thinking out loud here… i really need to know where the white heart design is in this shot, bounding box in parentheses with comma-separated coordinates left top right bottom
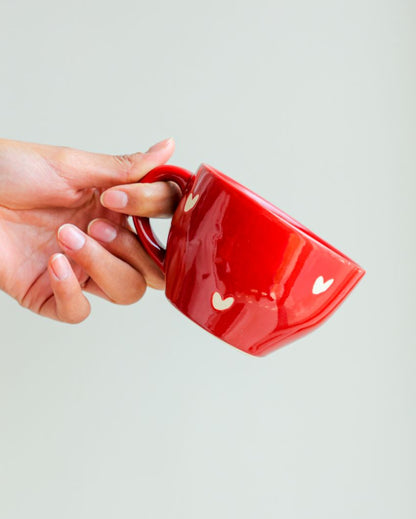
(184, 192, 199, 212)
(312, 276, 334, 295)
(212, 291, 234, 311)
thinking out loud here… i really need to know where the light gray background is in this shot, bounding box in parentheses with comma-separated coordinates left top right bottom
(0, 1, 415, 518)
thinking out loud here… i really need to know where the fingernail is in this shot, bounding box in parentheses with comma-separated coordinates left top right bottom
(147, 137, 173, 153)
(88, 219, 117, 243)
(51, 253, 71, 280)
(58, 224, 86, 251)
(101, 189, 128, 209)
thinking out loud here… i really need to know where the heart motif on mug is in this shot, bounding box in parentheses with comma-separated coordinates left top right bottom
(184, 192, 199, 212)
(212, 291, 235, 311)
(312, 276, 334, 295)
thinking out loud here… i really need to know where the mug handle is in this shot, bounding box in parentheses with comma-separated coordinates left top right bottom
(132, 164, 193, 272)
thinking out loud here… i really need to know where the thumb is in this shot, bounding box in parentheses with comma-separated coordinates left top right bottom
(56, 137, 175, 189)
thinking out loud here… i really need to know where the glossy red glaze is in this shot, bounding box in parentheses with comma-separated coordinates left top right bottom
(133, 164, 365, 356)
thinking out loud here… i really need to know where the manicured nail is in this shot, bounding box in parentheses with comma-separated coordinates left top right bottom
(147, 137, 173, 153)
(51, 253, 71, 280)
(58, 224, 86, 251)
(100, 189, 128, 209)
(88, 219, 117, 243)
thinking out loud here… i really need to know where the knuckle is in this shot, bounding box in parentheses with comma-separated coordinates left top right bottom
(64, 311, 90, 324)
(53, 145, 73, 167)
(112, 154, 134, 183)
(112, 152, 143, 183)
(115, 282, 146, 305)
(137, 184, 155, 212)
(140, 183, 154, 198)
(60, 303, 91, 324)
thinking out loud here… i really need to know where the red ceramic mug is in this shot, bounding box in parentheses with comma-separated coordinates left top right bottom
(133, 164, 365, 356)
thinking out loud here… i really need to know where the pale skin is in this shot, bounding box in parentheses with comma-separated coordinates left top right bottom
(0, 137, 181, 323)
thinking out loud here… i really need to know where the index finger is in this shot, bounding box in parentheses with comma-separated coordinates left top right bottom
(100, 181, 182, 218)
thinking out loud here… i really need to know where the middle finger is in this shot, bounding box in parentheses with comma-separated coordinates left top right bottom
(87, 217, 165, 289)
(57, 223, 147, 305)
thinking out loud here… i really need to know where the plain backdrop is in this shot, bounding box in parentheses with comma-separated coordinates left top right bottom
(0, 1, 415, 518)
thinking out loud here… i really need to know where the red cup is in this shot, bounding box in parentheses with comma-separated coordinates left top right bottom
(133, 164, 365, 356)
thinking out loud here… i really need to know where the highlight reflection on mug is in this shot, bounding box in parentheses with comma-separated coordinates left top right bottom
(133, 163, 365, 356)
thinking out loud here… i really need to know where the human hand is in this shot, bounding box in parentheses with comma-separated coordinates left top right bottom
(0, 137, 180, 322)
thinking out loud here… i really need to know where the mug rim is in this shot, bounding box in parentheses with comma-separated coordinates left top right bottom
(198, 163, 364, 272)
